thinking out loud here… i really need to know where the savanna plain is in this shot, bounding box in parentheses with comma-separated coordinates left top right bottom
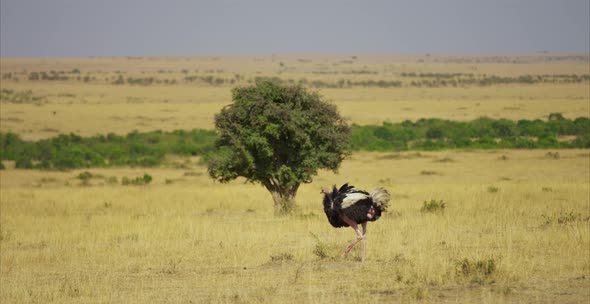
(1, 54, 589, 303)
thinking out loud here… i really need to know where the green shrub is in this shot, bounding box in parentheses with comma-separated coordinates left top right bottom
(421, 200, 446, 213)
(122, 173, 152, 186)
(426, 127, 444, 139)
(15, 157, 33, 169)
(78, 171, 93, 181)
(313, 240, 330, 259)
(310, 232, 331, 259)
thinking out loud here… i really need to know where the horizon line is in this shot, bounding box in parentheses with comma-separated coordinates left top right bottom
(2, 52, 590, 60)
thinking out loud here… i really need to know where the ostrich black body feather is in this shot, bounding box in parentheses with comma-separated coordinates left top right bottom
(322, 183, 385, 228)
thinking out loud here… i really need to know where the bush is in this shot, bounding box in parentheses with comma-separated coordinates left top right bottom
(456, 257, 498, 284)
(77, 171, 94, 185)
(491, 119, 515, 137)
(78, 171, 93, 181)
(310, 232, 335, 260)
(122, 173, 152, 186)
(421, 200, 446, 213)
(426, 127, 444, 139)
(15, 157, 33, 169)
(548, 112, 565, 121)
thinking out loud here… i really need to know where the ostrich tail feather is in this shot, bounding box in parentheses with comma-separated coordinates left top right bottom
(370, 187, 391, 211)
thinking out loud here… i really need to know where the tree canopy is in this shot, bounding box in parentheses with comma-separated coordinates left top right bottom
(207, 81, 350, 213)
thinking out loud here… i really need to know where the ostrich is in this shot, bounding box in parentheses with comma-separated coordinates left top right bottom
(321, 183, 391, 261)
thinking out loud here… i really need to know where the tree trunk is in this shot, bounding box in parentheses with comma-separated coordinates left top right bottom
(270, 189, 296, 215)
(262, 180, 300, 215)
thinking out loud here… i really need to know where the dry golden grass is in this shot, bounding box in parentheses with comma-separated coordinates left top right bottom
(1, 150, 589, 303)
(1, 55, 589, 140)
(1, 55, 589, 302)
(0, 84, 230, 139)
(2, 83, 589, 140)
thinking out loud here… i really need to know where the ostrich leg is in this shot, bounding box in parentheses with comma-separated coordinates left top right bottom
(361, 222, 368, 262)
(340, 213, 364, 255)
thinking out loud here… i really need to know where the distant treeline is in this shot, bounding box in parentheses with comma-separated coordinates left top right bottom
(4, 69, 589, 89)
(251, 76, 403, 89)
(402, 73, 590, 88)
(0, 129, 216, 170)
(1, 115, 588, 170)
(247, 75, 589, 89)
(350, 114, 590, 151)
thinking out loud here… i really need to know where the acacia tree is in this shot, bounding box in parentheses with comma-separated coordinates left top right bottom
(208, 81, 350, 214)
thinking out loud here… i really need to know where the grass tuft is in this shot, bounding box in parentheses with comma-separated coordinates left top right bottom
(269, 252, 294, 263)
(487, 186, 500, 193)
(421, 200, 446, 213)
(541, 210, 589, 226)
(456, 257, 499, 285)
(310, 232, 336, 260)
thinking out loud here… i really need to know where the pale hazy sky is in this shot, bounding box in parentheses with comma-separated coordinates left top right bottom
(1, 0, 589, 57)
